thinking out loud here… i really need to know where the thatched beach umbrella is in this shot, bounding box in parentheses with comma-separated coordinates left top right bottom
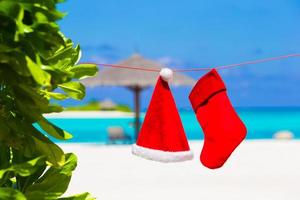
(83, 54, 196, 140)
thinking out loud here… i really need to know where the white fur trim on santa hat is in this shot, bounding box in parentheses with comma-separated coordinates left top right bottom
(159, 68, 173, 82)
(132, 144, 193, 163)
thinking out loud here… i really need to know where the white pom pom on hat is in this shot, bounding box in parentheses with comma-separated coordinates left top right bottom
(159, 68, 173, 82)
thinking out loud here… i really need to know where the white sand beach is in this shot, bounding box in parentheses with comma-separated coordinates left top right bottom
(62, 140, 300, 200)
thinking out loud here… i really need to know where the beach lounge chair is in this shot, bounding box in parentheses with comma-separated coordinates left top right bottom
(107, 126, 132, 144)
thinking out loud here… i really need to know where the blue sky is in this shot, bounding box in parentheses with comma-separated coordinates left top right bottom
(58, 0, 300, 109)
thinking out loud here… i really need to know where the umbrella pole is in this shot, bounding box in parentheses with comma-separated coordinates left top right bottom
(134, 87, 141, 140)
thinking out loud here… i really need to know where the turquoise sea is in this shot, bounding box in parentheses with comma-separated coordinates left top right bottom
(45, 108, 300, 143)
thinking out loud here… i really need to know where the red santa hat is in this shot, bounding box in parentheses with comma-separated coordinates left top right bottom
(132, 68, 193, 162)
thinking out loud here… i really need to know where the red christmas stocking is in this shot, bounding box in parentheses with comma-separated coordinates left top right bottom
(189, 69, 247, 169)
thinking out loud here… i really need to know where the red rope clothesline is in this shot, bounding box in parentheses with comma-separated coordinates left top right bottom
(82, 53, 300, 72)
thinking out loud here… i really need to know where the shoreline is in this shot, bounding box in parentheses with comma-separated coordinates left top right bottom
(44, 111, 137, 119)
(55, 138, 300, 145)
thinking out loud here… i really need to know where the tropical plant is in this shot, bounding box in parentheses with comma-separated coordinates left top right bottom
(0, 0, 97, 199)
